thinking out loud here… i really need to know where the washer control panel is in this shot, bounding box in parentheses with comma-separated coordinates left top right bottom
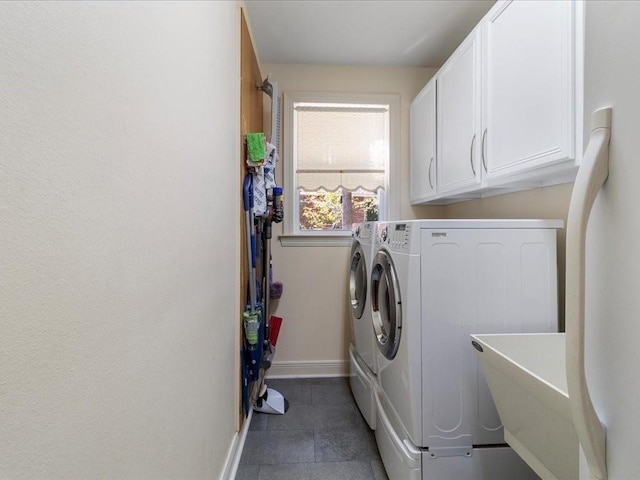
(379, 223, 411, 252)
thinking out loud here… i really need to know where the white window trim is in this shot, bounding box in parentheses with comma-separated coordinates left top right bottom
(280, 91, 400, 247)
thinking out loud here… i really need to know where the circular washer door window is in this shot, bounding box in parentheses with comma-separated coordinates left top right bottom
(349, 243, 367, 320)
(371, 249, 402, 360)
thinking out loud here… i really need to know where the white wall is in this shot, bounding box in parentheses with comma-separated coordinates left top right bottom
(581, 2, 640, 478)
(0, 2, 241, 479)
(259, 64, 440, 374)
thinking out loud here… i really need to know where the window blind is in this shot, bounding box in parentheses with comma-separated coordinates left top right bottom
(294, 104, 388, 192)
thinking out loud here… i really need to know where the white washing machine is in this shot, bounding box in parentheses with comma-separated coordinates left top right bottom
(348, 221, 377, 429)
(370, 219, 563, 480)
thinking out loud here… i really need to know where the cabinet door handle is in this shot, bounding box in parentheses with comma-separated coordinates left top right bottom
(470, 134, 476, 176)
(428, 157, 434, 189)
(481, 128, 488, 172)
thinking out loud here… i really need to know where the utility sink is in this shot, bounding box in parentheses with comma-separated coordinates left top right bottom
(471, 333, 578, 480)
(469, 108, 613, 480)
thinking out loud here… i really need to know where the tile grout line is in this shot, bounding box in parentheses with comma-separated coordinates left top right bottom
(240, 378, 385, 479)
(313, 428, 318, 463)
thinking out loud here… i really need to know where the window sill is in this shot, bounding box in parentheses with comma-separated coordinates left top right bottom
(278, 234, 353, 247)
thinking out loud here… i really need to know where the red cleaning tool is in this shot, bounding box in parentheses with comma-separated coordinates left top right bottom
(269, 316, 283, 346)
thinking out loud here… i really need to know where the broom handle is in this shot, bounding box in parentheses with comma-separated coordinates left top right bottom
(263, 217, 272, 342)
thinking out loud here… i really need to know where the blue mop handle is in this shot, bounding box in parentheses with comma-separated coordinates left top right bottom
(243, 174, 253, 213)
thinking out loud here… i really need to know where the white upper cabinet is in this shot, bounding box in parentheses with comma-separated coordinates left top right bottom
(410, 0, 583, 205)
(410, 78, 437, 203)
(481, 0, 577, 182)
(436, 29, 482, 196)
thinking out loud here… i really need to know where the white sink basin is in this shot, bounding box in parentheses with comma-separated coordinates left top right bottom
(471, 333, 578, 480)
(470, 109, 613, 480)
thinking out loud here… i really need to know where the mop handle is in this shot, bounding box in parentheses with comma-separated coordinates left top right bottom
(243, 174, 257, 310)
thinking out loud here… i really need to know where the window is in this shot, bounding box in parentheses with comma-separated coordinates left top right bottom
(282, 92, 399, 246)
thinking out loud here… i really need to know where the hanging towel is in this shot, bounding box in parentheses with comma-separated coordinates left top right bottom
(246, 133, 266, 165)
(264, 142, 279, 189)
(253, 167, 267, 216)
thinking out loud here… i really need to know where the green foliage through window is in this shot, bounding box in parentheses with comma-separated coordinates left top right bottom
(299, 188, 379, 231)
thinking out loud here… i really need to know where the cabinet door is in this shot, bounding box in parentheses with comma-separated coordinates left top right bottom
(482, 0, 576, 179)
(437, 29, 482, 195)
(410, 78, 436, 203)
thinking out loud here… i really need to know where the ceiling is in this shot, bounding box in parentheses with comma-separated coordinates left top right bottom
(243, 0, 495, 68)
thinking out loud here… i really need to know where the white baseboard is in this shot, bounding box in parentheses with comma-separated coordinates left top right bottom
(265, 360, 349, 378)
(219, 409, 253, 480)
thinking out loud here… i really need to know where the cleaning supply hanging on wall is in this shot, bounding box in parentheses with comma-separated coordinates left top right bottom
(254, 74, 282, 217)
(242, 173, 263, 387)
(253, 198, 288, 416)
(241, 75, 288, 416)
(264, 142, 279, 189)
(245, 132, 267, 216)
(252, 141, 279, 217)
(246, 132, 266, 166)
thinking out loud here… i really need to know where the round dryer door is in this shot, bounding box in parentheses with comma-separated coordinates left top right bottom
(371, 249, 402, 360)
(349, 243, 367, 319)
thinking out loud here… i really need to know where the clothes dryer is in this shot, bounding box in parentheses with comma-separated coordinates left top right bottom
(348, 221, 377, 429)
(370, 219, 563, 480)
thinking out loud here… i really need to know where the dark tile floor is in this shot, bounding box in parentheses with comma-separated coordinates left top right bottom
(236, 377, 389, 480)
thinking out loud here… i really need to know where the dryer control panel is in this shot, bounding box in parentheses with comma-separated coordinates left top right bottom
(359, 222, 375, 241)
